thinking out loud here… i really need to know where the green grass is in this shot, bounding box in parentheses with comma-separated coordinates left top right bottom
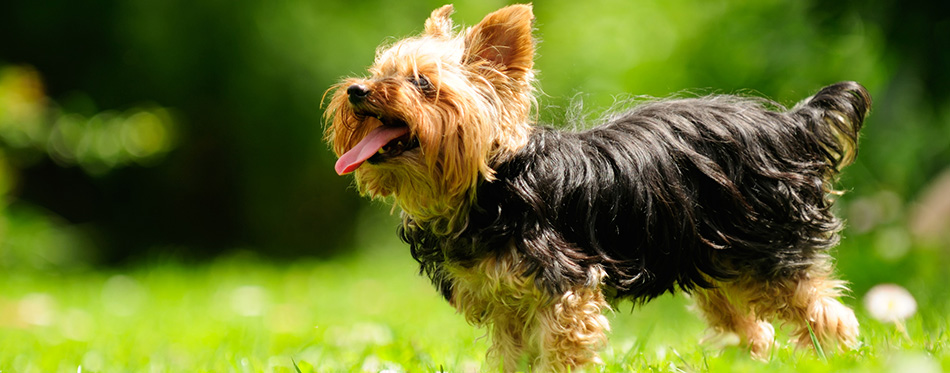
(1, 238, 949, 372)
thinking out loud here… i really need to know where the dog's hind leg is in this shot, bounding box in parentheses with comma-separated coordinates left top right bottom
(720, 263, 859, 356)
(693, 283, 776, 360)
(774, 266, 860, 353)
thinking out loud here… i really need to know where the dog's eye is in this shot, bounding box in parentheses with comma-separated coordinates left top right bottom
(409, 75, 435, 95)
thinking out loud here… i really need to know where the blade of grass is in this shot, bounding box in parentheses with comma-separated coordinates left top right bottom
(806, 323, 827, 360)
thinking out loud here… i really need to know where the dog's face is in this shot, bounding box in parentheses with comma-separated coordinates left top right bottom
(325, 4, 537, 229)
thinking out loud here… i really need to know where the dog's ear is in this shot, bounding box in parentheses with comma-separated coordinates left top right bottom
(464, 4, 535, 83)
(425, 4, 455, 38)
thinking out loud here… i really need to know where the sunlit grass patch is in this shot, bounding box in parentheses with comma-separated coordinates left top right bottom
(0, 242, 501, 372)
(1, 240, 949, 372)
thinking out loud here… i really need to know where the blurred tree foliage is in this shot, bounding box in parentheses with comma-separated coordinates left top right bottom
(0, 65, 176, 268)
(0, 0, 946, 265)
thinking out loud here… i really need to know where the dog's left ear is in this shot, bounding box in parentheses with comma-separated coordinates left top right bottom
(464, 4, 535, 84)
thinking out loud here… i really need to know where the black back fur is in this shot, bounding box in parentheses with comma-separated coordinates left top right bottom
(402, 82, 871, 304)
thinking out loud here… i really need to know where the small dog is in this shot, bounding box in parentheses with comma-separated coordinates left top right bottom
(326, 4, 869, 371)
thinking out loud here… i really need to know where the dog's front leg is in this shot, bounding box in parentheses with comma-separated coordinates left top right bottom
(447, 255, 536, 372)
(485, 305, 532, 372)
(532, 285, 611, 371)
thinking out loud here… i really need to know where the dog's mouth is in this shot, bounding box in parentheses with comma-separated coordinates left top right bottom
(366, 116, 419, 162)
(334, 115, 419, 175)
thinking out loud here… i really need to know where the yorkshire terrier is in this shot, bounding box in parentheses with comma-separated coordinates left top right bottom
(325, 4, 869, 371)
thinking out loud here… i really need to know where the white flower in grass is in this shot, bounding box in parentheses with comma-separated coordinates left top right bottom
(864, 284, 917, 323)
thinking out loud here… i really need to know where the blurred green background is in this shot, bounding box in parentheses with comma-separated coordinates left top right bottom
(2, 0, 949, 371)
(0, 0, 948, 274)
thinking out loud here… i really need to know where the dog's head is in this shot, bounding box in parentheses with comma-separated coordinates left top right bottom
(325, 4, 537, 231)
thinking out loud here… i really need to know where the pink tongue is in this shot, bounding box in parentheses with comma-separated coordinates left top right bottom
(335, 125, 411, 175)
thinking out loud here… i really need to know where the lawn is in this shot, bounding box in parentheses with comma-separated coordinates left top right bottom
(1, 229, 948, 372)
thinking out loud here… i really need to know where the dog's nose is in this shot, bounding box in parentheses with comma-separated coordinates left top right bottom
(347, 84, 371, 104)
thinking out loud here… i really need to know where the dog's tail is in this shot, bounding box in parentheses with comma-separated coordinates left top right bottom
(793, 81, 872, 172)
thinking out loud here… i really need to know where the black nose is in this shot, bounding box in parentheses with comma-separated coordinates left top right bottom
(347, 84, 370, 104)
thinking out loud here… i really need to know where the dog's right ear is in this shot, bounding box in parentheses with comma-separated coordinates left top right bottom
(425, 4, 455, 38)
(464, 4, 535, 84)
